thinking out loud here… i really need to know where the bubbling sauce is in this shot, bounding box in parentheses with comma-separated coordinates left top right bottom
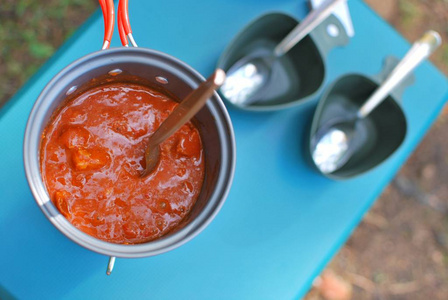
(40, 83, 205, 244)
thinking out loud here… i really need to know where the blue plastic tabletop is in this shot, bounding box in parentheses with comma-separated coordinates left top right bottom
(1, 0, 447, 299)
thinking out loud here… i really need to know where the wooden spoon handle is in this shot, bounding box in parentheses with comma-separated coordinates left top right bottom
(148, 69, 226, 147)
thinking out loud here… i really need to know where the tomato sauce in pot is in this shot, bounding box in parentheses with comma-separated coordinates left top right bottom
(40, 83, 205, 244)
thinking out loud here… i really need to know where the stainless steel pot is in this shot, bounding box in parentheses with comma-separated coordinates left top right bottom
(23, 48, 236, 272)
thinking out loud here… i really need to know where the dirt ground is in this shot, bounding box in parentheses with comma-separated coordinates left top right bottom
(307, 0, 448, 299)
(0, 1, 447, 299)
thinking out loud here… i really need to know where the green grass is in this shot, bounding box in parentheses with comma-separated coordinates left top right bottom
(0, 0, 97, 107)
(442, 44, 448, 67)
(398, 0, 422, 29)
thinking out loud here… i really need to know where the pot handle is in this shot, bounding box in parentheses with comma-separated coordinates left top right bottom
(99, 0, 138, 49)
(106, 256, 116, 275)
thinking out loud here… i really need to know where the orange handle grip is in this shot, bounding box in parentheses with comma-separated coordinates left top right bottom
(99, 0, 115, 49)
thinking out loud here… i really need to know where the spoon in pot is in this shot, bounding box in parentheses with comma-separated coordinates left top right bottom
(220, 0, 346, 106)
(141, 69, 226, 177)
(311, 30, 441, 174)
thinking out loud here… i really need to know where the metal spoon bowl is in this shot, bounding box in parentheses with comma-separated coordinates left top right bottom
(311, 116, 356, 173)
(219, 54, 274, 106)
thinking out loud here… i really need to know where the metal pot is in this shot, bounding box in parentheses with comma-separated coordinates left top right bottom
(23, 48, 236, 265)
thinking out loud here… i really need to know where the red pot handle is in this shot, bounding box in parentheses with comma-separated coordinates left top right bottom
(99, 0, 138, 49)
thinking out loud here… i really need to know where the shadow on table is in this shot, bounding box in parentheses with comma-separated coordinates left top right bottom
(0, 285, 18, 300)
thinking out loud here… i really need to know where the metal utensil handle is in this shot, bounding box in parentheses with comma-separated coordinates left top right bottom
(148, 69, 226, 147)
(358, 31, 441, 118)
(273, 0, 347, 57)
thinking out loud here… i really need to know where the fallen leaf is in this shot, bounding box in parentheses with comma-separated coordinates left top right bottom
(313, 270, 352, 300)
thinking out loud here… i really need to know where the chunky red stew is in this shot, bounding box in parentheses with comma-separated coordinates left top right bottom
(40, 83, 205, 244)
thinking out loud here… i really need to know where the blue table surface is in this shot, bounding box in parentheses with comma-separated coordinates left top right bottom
(1, 0, 447, 299)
